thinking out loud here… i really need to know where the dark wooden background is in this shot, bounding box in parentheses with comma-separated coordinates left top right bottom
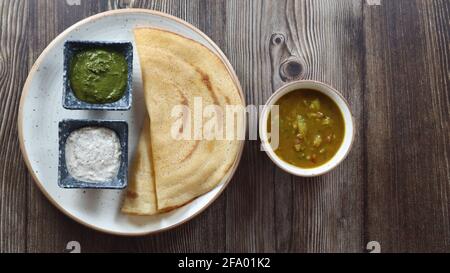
(0, 0, 449, 253)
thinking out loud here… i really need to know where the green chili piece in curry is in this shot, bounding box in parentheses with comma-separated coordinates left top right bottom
(268, 89, 345, 168)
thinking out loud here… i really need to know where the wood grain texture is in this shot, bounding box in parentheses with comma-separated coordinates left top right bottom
(222, 0, 365, 253)
(364, 0, 450, 252)
(0, 0, 30, 252)
(0, 0, 449, 252)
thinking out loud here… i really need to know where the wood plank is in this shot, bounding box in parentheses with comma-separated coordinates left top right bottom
(364, 0, 450, 252)
(223, 0, 365, 252)
(283, 0, 365, 252)
(0, 0, 30, 253)
(221, 0, 276, 253)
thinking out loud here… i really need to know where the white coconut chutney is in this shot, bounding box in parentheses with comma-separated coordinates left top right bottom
(65, 126, 121, 182)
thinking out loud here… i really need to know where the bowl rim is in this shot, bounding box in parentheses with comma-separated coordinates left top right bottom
(259, 80, 355, 177)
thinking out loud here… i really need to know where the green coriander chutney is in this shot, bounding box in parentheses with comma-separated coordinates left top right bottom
(69, 48, 127, 104)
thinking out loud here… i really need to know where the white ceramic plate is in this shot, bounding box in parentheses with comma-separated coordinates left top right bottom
(18, 9, 244, 236)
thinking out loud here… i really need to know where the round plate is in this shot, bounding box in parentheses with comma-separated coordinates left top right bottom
(18, 9, 245, 236)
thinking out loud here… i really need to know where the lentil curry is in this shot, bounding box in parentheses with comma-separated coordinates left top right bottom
(268, 89, 345, 168)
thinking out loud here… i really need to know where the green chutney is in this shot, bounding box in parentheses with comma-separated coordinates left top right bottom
(69, 48, 127, 104)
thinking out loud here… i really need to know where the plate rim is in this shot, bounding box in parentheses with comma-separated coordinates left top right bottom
(17, 8, 246, 236)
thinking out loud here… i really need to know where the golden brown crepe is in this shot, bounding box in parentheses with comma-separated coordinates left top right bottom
(122, 28, 243, 214)
(121, 117, 158, 215)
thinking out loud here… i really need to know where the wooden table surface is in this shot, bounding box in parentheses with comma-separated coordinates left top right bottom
(1, 0, 449, 253)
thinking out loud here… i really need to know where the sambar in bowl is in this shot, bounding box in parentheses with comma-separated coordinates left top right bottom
(260, 80, 354, 177)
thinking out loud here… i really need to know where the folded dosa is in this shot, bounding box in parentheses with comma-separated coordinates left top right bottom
(134, 28, 243, 210)
(121, 117, 158, 215)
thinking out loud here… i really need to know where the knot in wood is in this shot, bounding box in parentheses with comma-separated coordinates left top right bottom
(271, 33, 285, 46)
(280, 58, 304, 81)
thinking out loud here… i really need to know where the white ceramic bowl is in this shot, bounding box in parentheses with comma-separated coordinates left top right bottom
(259, 80, 355, 177)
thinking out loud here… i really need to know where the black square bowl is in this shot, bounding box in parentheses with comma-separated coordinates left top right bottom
(63, 41, 133, 110)
(58, 119, 128, 189)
